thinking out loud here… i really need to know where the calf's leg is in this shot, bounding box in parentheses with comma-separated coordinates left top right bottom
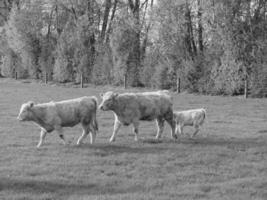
(77, 124, 90, 145)
(89, 126, 97, 144)
(55, 127, 67, 145)
(192, 124, 200, 138)
(178, 124, 184, 135)
(132, 120, 139, 142)
(155, 118, 165, 139)
(110, 118, 121, 142)
(37, 128, 47, 148)
(175, 124, 183, 135)
(165, 117, 177, 140)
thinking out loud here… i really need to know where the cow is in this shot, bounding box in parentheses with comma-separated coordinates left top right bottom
(173, 108, 206, 137)
(17, 96, 98, 148)
(98, 90, 177, 142)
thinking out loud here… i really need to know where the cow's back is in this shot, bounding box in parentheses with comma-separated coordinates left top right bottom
(115, 91, 173, 121)
(55, 97, 97, 126)
(137, 92, 172, 114)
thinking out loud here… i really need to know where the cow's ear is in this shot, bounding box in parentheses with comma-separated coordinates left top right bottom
(28, 101, 34, 107)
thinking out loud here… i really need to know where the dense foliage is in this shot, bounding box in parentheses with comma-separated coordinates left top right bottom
(0, 0, 266, 96)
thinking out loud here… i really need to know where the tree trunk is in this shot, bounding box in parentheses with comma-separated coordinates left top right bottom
(197, 0, 203, 52)
(105, 0, 118, 43)
(55, 0, 62, 36)
(127, 0, 141, 87)
(80, 73, 84, 88)
(140, 27, 148, 64)
(41, 5, 53, 84)
(140, 0, 154, 65)
(176, 73, 181, 93)
(44, 71, 48, 84)
(87, 0, 96, 79)
(100, 0, 111, 43)
(124, 73, 127, 89)
(244, 76, 248, 98)
(185, 0, 197, 58)
(130, 31, 141, 87)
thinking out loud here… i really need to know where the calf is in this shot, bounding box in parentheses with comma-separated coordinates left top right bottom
(17, 96, 98, 147)
(99, 90, 176, 142)
(174, 108, 206, 137)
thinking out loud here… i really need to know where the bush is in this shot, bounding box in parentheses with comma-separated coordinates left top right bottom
(210, 52, 244, 95)
(92, 48, 113, 85)
(179, 55, 209, 93)
(250, 64, 267, 98)
(53, 56, 73, 83)
(1, 50, 28, 78)
(151, 63, 173, 89)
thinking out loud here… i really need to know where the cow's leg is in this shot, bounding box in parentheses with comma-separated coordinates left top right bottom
(37, 128, 47, 148)
(132, 120, 140, 142)
(89, 124, 97, 144)
(175, 124, 181, 135)
(110, 118, 121, 142)
(55, 127, 66, 145)
(77, 124, 90, 145)
(179, 124, 184, 135)
(165, 117, 177, 140)
(155, 118, 164, 139)
(192, 124, 200, 138)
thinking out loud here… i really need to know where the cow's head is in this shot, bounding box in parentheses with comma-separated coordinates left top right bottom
(99, 91, 118, 111)
(17, 101, 35, 121)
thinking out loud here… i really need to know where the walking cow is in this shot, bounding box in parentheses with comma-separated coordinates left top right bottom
(99, 90, 177, 142)
(174, 108, 206, 137)
(17, 96, 98, 147)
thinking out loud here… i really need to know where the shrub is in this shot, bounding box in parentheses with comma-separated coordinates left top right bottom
(53, 56, 73, 83)
(151, 63, 173, 89)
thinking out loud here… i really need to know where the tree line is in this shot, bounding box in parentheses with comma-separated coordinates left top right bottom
(0, 0, 267, 97)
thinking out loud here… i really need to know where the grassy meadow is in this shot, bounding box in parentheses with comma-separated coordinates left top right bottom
(0, 79, 266, 200)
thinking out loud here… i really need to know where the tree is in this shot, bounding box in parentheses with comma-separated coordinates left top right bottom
(0, 0, 20, 25)
(100, 0, 112, 43)
(1, 0, 267, 97)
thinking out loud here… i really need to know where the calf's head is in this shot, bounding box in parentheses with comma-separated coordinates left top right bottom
(99, 91, 118, 111)
(17, 101, 35, 121)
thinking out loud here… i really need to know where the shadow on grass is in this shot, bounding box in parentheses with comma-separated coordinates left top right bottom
(257, 129, 267, 133)
(76, 142, 172, 156)
(0, 177, 143, 196)
(179, 135, 267, 151)
(76, 135, 267, 155)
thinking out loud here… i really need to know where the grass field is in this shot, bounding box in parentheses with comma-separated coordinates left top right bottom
(0, 78, 266, 200)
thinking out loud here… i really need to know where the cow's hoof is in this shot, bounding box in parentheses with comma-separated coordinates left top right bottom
(173, 135, 178, 140)
(155, 135, 161, 140)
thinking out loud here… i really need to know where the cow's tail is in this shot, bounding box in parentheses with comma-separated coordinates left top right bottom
(92, 96, 99, 132)
(201, 108, 207, 125)
(203, 108, 206, 120)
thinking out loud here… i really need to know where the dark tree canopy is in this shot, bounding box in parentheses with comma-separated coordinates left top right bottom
(0, 0, 267, 97)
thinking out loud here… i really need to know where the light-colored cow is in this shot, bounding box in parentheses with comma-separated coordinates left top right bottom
(17, 96, 98, 147)
(99, 90, 177, 142)
(174, 108, 206, 137)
